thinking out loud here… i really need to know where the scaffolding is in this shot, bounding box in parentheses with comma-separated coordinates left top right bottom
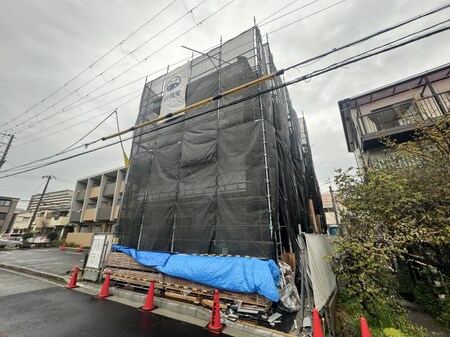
(118, 26, 324, 259)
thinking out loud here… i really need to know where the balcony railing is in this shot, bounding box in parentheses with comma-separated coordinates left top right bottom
(97, 206, 112, 221)
(69, 211, 81, 222)
(82, 208, 96, 221)
(89, 186, 100, 199)
(76, 189, 86, 201)
(358, 93, 449, 139)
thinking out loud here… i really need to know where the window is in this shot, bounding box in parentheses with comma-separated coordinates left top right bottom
(0, 199, 11, 207)
(0, 212, 6, 220)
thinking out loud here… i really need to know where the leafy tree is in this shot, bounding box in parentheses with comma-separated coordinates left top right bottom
(331, 113, 450, 331)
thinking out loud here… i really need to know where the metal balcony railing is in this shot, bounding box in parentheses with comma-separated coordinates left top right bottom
(358, 93, 449, 138)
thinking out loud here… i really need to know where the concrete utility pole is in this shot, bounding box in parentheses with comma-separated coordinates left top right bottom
(27, 175, 56, 232)
(0, 134, 14, 170)
(328, 182, 340, 226)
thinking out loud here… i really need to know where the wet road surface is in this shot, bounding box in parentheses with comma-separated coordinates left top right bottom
(0, 269, 230, 337)
(0, 248, 85, 275)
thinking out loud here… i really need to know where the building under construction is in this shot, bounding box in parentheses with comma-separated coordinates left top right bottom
(117, 26, 324, 260)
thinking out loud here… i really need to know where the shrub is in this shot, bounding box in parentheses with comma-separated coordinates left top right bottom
(383, 328, 406, 337)
(22, 232, 34, 241)
(46, 231, 58, 241)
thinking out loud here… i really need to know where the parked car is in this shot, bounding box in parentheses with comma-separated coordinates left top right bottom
(0, 238, 23, 248)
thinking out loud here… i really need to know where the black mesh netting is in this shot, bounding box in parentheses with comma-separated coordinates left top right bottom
(118, 27, 324, 259)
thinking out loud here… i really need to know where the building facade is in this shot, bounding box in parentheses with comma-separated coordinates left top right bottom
(0, 196, 19, 233)
(338, 64, 450, 167)
(69, 167, 127, 233)
(28, 189, 74, 213)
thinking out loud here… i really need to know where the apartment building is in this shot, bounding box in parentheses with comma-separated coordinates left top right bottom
(0, 196, 19, 233)
(10, 209, 70, 238)
(28, 189, 74, 212)
(338, 63, 450, 167)
(69, 167, 127, 233)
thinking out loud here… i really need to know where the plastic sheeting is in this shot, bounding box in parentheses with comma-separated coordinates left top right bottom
(112, 245, 280, 302)
(118, 26, 324, 259)
(304, 234, 337, 310)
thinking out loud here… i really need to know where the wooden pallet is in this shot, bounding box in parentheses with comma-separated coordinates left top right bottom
(104, 252, 272, 312)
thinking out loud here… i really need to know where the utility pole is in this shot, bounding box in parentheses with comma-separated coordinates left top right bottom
(27, 175, 56, 232)
(327, 179, 340, 226)
(0, 134, 14, 170)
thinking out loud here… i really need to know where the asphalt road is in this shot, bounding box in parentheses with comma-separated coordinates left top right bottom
(0, 248, 84, 275)
(0, 269, 229, 337)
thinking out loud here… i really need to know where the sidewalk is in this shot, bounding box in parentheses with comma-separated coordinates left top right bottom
(402, 301, 450, 337)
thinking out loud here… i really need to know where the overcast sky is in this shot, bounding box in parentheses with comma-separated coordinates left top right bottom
(0, 0, 449, 203)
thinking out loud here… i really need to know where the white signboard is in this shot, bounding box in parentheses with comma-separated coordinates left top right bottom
(86, 234, 106, 269)
(160, 64, 189, 117)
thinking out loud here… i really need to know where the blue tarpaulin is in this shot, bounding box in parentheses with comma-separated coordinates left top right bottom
(112, 245, 280, 302)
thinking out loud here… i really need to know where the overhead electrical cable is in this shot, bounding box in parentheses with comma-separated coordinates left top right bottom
(11, 88, 142, 148)
(257, 0, 299, 25)
(1, 23, 448, 179)
(0, 0, 177, 130)
(3, 0, 209, 134)
(8, 0, 447, 140)
(4, 0, 235, 135)
(259, 0, 321, 27)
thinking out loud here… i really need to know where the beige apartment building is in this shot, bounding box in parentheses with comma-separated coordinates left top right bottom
(0, 196, 19, 233)
(11, 209, 70, 238)
(69, 167, 127, 234)
(338, 63, 450, 167)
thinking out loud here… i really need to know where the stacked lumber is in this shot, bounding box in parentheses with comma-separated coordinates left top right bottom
(104, 252, 272, 313)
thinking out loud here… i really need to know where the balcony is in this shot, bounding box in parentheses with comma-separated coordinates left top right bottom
(69, 211, 81, 222)
(76, 189, 86, 201)
(358, 93, 448, 150)
(103, 183, 116, 197)
(113, 206, 120, 220)
(82, 208, 96, 222)
(97, 206, 112, 221)
(119, 181, 125, 193)
(89, 186, 100, 199)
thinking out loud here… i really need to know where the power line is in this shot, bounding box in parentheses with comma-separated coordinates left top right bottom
(4, 1, 448, 158)
(11, 88, 143, 148)
(1, 23, 448, 180)
(3, 0, 207, 132)
(258, 0, 299, 25)
(0, 0, 177, 130)
(259, 0, 321, 27)
(268, 0, 348, 35)
(4, 0, 235, 151)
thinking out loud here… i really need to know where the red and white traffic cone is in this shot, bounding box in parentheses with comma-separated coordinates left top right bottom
(360, 317, 371, 337)
(77, 244, 83, 252)
(204, 289, 226, 334)
(67, 266, 79, 289)
(139, 279, 158, 312)
(96, 272, 112, 299)
(60, 243, 65, 251)
(312, 308, 324, 337)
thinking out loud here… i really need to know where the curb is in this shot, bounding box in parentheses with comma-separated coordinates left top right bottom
(0, 263, 68, 285)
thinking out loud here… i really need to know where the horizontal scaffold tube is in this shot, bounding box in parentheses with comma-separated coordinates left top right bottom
(101, 69, 284, 141)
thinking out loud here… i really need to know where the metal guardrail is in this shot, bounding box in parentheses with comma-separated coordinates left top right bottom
(359, 93, 449, 136)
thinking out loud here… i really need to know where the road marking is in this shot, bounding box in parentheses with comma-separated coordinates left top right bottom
(65, 252, 81, 255)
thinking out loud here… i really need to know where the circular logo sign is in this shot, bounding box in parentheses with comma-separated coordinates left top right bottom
(166, 76, 181, 91)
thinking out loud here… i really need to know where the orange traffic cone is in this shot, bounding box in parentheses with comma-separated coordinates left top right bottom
(139, 279, 158, 312)
(60, 243, 65, 251)
(312, 308, 324, 337)
(360, 317, 371, 337)
(204, 289, 226, 334)
(96, 273, 112, 299)
(77, 244, 83, 252)
(67, 266, 79, 289)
